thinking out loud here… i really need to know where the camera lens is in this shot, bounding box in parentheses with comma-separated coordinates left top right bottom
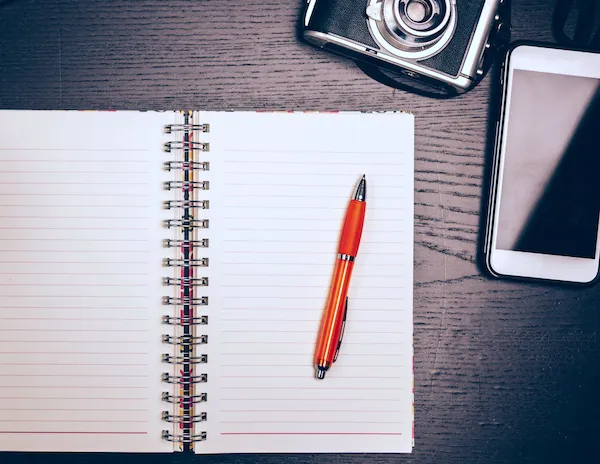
(396, 0, 446, 34)
(369, 0, 456, 59)
(405, 0, 432, 24)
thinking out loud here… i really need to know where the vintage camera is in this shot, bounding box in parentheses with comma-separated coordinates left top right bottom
(303, 0, 511, 97)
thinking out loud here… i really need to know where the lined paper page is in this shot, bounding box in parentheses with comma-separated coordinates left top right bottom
(0, 111, 172, 452)
(199, 112, 414, 454)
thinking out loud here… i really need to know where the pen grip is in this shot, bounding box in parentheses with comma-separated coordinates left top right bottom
(339, 200, 366, 257)
(314, 259, 354, 366)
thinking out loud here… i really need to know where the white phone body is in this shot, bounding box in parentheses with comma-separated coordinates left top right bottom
(485, 43, 600, 284)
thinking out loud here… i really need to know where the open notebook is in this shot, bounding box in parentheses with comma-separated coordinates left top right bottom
(0, 110, 414, 454)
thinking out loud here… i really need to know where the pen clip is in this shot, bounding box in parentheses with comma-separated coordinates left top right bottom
(333, 297, 348, 363)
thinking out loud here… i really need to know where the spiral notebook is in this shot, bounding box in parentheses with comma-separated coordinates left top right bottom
(0, 110, 414, 454)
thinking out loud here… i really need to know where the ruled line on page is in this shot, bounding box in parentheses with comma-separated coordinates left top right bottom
(224, 149, 406, 155)
(0, 227, 148, 231)
(0, 204, 151, 208)
(219, 284, 403, 289)
(218, 396, 406, 400)
(222, 183, 405, 189)
(0, 170, 149, 174)
(221, 217, 406, 223)
(0, 386, 149, 390)
(219, 227, 398, 232)
(0, 363, 149, 367)
(219, 364, 406, 368)
(218, 386, 405, 391)
(0, 181, 149, 185)
(220, 331, 406, 336)
(0, 297, 149, 300)
(0, 341, 148, 344)
(220, 318, 406, 324)
(0, 408, 149, 411)
(0, 397, 148, 400)
(219, 341, 405, 346)
(219, 406, 406, 411)
(0, 317, 148, 321)
(0, 254, 149, 263)
(0, 420, 148, 424)
(0, 284, 148, 289)
(0, 238, 150, 242)
(221, 194, 404, 200)
(0, 217, 150, 220)
(0, 271, 150, 275)
(219, 376, 404, 380)
(221, 262, 407, 267)
(0, 261, 149, 265)
(0, 159, 149, 162)
(0, 374, 149, 378)
(0, 148, 148, 152)
(0, 329, 149, 332)
(221, 251, 404, 256)
(222, 205, 406, 211)
(223, 170, 405, 176)
(0, 306, 146, 309)
(0, 193, 150, 197)
(220, 272, 405, 277)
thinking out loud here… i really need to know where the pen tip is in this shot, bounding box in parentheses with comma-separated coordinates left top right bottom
(354, 175, 367, 201)
(316, 367, 327, 380)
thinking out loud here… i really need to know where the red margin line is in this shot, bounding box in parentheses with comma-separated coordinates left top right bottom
(0, 431, 148, 435)
(221, 432, 403, 435)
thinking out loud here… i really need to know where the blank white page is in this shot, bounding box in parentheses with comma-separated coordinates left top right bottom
(198, 112, 414, 454)
(0, 111, 173, 452)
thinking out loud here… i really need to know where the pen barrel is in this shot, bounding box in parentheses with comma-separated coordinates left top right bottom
(314, 259, 354, 366)
(339, 200, 366, 257)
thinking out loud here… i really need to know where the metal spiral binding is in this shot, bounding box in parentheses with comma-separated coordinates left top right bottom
(163, 200, 210, 210)
(162, 354, 208, 364)
(164, 123, 209, 134)
(162, 276, 209, 287)
(164, 141, 209, 153)
(162, 315, 208, 326)
(163, 180, 210, 191)
(162, 296, 208, 306)
(163, 161, 210, 172)
(162, 431, 207, 444)
(161, 392, 207, 404)
(161, 113, 210, 449)
(163, 218, 209, 229)
(163, 257, 209, 268)
(162, 372, 208, 384)
(163, 239, 209, 249)
(162, 334, 208, 346)
(162, 411, 208, 423)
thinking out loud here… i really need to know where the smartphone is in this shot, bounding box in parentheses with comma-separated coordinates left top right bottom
(485, 43, 600, 284)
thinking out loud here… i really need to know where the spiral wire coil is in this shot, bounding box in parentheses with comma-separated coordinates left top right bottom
(161, 115, 210, 449)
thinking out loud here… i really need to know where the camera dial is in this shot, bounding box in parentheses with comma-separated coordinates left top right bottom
(367, 0, 457, 60)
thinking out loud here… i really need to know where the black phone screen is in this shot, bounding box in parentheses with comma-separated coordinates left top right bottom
(496, 69, 600, 259)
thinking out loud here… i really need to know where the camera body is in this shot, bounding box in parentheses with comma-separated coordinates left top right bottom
(303, 0, 510, 96)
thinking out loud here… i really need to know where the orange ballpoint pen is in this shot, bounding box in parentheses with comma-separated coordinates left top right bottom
(314, 175, 366, 380)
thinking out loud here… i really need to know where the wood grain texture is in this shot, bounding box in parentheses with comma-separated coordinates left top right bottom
(1, 0, 600, 463)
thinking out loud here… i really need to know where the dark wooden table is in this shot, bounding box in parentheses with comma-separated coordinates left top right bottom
(1, 0, 599, 463)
